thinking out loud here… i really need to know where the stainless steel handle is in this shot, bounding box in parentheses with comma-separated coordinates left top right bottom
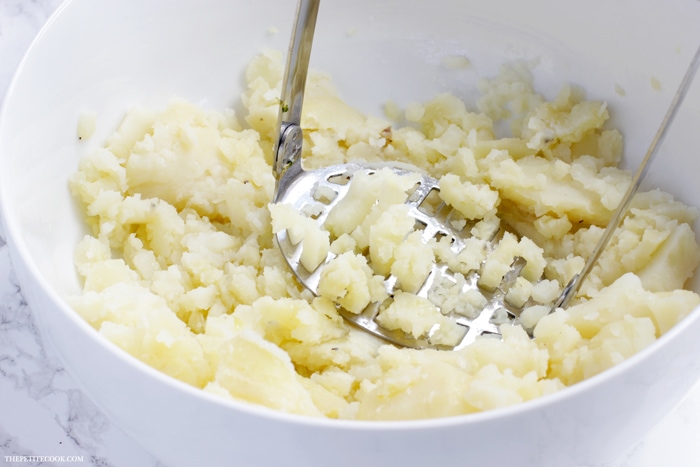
(555, 45, 700, 309)
(273, 0, 320, 181)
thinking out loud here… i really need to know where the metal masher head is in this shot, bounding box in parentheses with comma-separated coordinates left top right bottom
(272, 0, 700, 350)
(274, 153, 533, 350)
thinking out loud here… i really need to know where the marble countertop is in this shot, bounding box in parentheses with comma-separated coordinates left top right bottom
(1, 1, 700, 466)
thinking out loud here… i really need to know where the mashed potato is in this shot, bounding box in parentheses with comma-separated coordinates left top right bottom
(68, 51, 700, 420)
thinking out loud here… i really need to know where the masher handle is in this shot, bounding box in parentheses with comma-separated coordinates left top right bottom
(555, 45, 700, 309)
(273, 0, 320, 180)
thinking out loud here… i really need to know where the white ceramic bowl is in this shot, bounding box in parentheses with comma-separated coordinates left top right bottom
(2, 0, 700, 466)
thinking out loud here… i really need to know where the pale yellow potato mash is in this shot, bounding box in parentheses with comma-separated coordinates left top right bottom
(68, 52, 700, 420)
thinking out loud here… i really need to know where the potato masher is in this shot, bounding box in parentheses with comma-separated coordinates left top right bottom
(272, 0, 700, 350)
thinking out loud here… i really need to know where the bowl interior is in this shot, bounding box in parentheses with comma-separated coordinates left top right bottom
(3, 0, 700, 300)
